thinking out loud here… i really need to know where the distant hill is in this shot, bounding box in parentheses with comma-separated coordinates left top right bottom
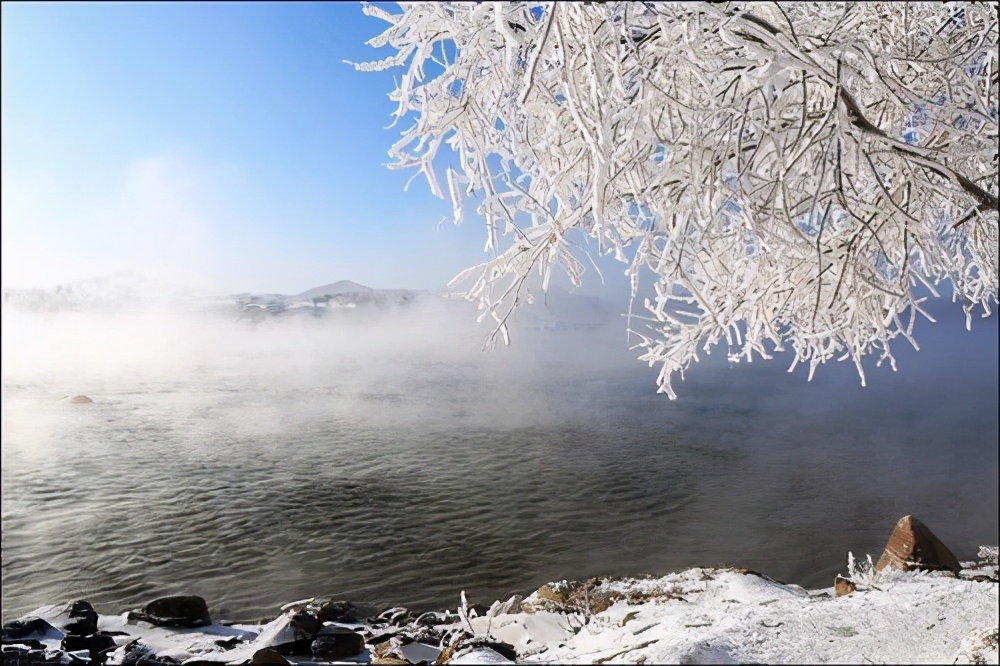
(297, 280, 374, 300)
(233, 280, 426, 317)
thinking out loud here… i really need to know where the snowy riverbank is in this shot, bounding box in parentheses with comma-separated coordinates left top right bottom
(3, 548, 997, 665)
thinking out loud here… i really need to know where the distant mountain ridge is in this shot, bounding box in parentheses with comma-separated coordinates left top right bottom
(296, 280, 374, 300)
(2, 275, 615, 329)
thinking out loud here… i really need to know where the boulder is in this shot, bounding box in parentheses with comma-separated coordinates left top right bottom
(115, 641, 152, 666)
(286, 611, 320, 639)
(1, 618, 62, 642)
(62, 601, 99, 636)
(874, 515, 962, 574)
(834, 575, 856, 597)
(61, 632, 118, 664)
(143, 594, 212, 627)
(68, 396, 93, 404)
(137, 596, 212, 628)
(309, 626, 365, 659)
(0, 647, 65, 666)
(306, 599, 359, 624)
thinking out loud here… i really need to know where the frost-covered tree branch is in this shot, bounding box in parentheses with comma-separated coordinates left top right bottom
(353, 1, 999, 398)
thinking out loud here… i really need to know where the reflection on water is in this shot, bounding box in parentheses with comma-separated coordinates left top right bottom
(1, 302, 997, 621)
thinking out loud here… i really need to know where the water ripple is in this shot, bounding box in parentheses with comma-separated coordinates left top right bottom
(3, 347, 997, 622)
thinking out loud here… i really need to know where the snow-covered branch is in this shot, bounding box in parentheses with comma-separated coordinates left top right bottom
(356, 1, 999, 397)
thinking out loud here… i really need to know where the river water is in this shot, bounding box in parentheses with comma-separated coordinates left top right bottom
(2, 299, 996, 622)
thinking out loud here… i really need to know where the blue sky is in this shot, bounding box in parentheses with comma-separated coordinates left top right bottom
(1, 1, 505, 294)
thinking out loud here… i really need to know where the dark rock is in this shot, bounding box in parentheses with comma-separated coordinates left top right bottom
(86, 632, 119, 664)
(117, 640, 152, 666)
(137, 596, 212, 628)
(250, 648, 290, 666)
(271, 639, 313, 657)
(834, 575, 857, 597)
(63, 601, 99, 636)
(467, 604, 490, 618)
(61, 633, 115, 659)
(213, 637, 243, 650)
(286, 611, 320, 639)
(875, 515, 962, 574)
(307, 600, 359, 624)
(1, 619, 61, 642)
(310, 627, 365, 659)
(0, 646, 62, 666)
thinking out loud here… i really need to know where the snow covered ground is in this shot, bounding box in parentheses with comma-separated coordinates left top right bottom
(496, 565, 999, 664)
(5, 552, 996, 665)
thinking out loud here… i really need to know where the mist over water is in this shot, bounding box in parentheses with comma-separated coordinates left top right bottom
(1, 294, 997, 622)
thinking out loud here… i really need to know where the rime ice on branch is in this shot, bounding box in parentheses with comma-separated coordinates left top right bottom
(353, 2, 999, 397)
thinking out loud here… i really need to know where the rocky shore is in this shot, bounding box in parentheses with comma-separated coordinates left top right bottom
(3, 517, 997, 665)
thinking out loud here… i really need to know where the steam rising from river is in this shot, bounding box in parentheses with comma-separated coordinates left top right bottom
(0, 296, 644, 429)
